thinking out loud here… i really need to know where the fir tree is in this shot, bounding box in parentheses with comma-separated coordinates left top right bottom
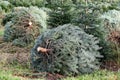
(31, 24, 102, 76)
(2, 6, 48, 47)
(46, 0, 74, 28)
(71, 1, 119, 59)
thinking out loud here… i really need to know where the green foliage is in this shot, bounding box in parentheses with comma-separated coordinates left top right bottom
(28, 6, 48, 31)
(0, 1, 13, 12)
(2, 6, 48, 47)
(101, 10, 120, 29)
(3, 6, 48, 29)
(46, 0, 75, 27)
(31, 24, 102, 76)
(7, 0, 45, 7)
(72, 1, 119, 35)
(45, 1, 120, 60)
(71, 1, 120, 59)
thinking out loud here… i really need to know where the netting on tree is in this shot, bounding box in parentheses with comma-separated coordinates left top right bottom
(2, 6, 48, 47)
(31, 24, 102, 76)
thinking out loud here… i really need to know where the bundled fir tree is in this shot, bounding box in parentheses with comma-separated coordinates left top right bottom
(71, 1, 120, 59)
(2, 6, 48, 47)
(72, 1, 119, 36)
(100, 10, 120, 60)
(31, 24, 102, 76)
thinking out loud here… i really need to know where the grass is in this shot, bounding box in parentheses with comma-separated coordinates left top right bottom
(0, 69, 20, 80)
(0, 65, 45, 80)
(0, 64, 120, 80)
(64, 70, 120, 80)
(0, 69, 119, 80)
(0, 69, 45, 80)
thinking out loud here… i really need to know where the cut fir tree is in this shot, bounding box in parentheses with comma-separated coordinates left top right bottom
(2, 6, 48, 47)
(31, 24, 102, 76)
